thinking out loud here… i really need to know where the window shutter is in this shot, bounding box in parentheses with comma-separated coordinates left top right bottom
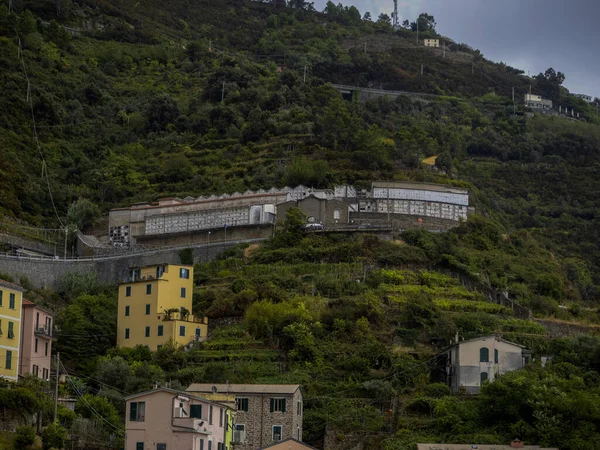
(270, 398, 274, 413)
(282, 399, 286, 413)
(130, 402, 138, 421)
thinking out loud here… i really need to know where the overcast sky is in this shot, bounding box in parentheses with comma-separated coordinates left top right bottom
(313, 0, 599, 98)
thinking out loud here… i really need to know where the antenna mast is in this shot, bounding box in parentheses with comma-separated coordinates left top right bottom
(393, 0, 400, 28)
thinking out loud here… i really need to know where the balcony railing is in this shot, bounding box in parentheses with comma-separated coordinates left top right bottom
(35, 326, 53, 338)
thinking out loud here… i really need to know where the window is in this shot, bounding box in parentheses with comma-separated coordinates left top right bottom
(209, 405, 213, 424)
(494, 349, 499, 364)
(157, 444, 166, 450)
(180, 287, 186, 298)
(200, 440, 204, 450)
(179, 325, 185, 337)
(33, 365, 39, 376)
(146, 284, 152, 295)
(5, 350, 12, 370)
(156, 265, 165, 278)
(208, 441, 212, 450)
(219, 408, 223, 427)
(126, 286, 132, 297)
(45, 342, 49, 356)
(196, 328, 201, 337)
(129, 402, 145, 421)
(297, 400, 302, 416)
(9, 293, 15, 309)
(234, 424, 246, 443)
(125, 306, 130, 316)
(42, 368, 48, 380)
(136, 443, 144, 450)
(8, 322, 14, 339)
(190, 404, 202, 419)
(145, 327, 150, 338)
(125, 328, 130, 339)
(180, 268, 190, 279)
(236, 398, 249, 412)
(481, 372, 488, 384)
(272, 425, 282, 442)
(35, 339, 38, 353)
(145, 304, 150, 315)
(36, 312, 39, 328)
(334, 209, 340, 220)
(480, 347, 489, 363)
(158, 325, 164, 336)
(270, 398, 286, 413)
(297, 426, 301, 440)
(0, 290, 2, 306)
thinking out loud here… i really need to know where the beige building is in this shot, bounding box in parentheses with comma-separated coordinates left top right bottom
(186, 384, 303, 450)
(19, 300, 53, 381)
(446, 336, 531, 394)
(259, 439, 317, 450)
(124, 387, 235, 450)
(524, 94, 553, 110)
(424, 38, 440, 47)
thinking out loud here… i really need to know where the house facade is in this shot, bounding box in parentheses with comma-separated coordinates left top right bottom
(424, 39, 440, 47)
(117, 264, 208, 351)
(524, 94, 553, 109)
(186, 384, 303, 450)
(124, 387, 235, 450)
(0, 280, 25, 381)
(276, 195, 350, 227)
(19, 299, 53, 381)
(446, 336, 531, 394)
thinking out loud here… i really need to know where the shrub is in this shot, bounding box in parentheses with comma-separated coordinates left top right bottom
(424, 383, 451, 398)
(14, 426, 36, 448)
(42, 423, 67, 450)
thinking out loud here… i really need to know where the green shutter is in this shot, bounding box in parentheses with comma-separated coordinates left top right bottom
(130, 402, 138, 421)
(0, 290, 3, 306)
(270, 398, 274, 412)
(190, 404, 202, 419)
(282, 399, 286, 413)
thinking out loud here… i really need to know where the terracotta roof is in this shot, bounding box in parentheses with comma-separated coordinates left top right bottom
(22, 299, 35, 305)
(21, 299, 54, 316)
(187, 384, 301, 395)
(259, 438, 319, 450)
(0, 279, 25, 292)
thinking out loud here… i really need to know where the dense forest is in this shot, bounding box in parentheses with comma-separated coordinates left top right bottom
(1, 0, 600, 449)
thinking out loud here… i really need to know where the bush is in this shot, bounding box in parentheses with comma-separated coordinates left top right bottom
(14, 426, 36, 448)
(42, 423, 67, 450)
(424, 383, 451, 398)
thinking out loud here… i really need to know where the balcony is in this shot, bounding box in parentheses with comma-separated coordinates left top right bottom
(34, 326, 54, 338)
(159, 312, 208, 324)
(172, 417, 212, 434)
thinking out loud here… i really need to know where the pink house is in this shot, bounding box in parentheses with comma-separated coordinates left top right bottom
(125, 387, 235, 450)
(19, 300, 53, 381)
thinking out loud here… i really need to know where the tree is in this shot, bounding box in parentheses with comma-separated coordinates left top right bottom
(363, 12, 371, 21)
(75, 394, 122, 432)
(377, 13, 391, 25)
(402, 19, 410, 29)
(411, 13, 436, 33)
(67, 198, 99, 231)
(535, 67, 566, 103)
(146, 94, 180, 132)
(41, 423, 68, 450)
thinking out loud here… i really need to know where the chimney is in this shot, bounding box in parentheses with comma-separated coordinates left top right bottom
(511, 439, 524, 448)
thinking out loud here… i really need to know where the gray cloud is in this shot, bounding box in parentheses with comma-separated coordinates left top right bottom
(312, 0, 600, 98)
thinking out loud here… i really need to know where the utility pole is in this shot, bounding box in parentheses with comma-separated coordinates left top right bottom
(221, 81, 225, 103)
(63, 227, 67, 260)
(416, 24, 419, 44)
(512, 86, 516, 115)
(364, 41, 366, 53)
(443, 41, 446, 58)
(53, 353, 60, 423)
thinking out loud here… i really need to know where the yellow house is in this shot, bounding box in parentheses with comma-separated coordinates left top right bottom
(117, 264, 208, 351)
(0, 280, 25, 381)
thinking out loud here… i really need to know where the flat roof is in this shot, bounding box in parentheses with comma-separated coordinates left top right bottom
(187, 384, 301, 395)
(371, 181, 468, 194)
(417, 445, 558, 450)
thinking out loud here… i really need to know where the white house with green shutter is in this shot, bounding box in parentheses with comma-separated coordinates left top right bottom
(446, 336, 531, 394)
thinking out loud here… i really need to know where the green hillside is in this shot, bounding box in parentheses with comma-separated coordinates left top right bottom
(2, 1, 600, 449)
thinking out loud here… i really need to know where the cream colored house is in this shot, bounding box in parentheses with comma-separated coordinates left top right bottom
(446, 336, 531, 394)
(124, 387, 235, 450)
(424, 39, 440, 47)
